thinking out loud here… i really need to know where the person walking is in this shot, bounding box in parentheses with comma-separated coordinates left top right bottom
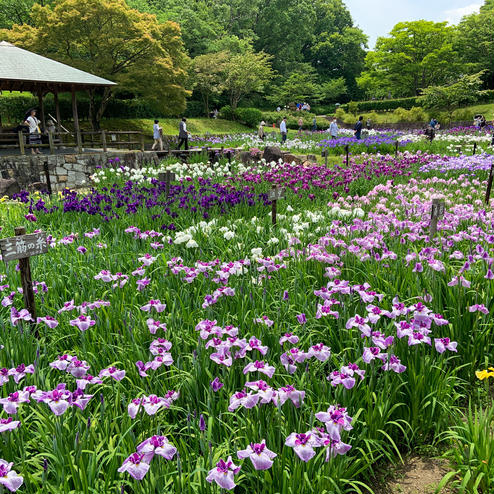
(280, 117, 288, 144)
(151, 119, 163, 151)
(354, 116, 363, 140)
(258, 120, 266, 141)
(298, 117, 303, 134)
(312, 116, 317, 132)
(366, 118, 371, 131)
(177, 117, 189, 150)
(24, 109, 41, 154)
(329, 118, 338, 139)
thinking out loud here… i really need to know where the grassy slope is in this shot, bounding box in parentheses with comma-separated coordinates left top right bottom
(75, 118, 254, 136)
(332, 103, 494, 124)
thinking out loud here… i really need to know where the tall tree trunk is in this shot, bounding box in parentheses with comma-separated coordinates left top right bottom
(88, 87, 113, 131)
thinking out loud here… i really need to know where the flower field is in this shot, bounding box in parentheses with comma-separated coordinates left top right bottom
(190, 125, 494, 158)
(0, 150, 493, 493)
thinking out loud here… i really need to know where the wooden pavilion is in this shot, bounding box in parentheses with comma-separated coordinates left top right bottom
(0, 41, 116, 152)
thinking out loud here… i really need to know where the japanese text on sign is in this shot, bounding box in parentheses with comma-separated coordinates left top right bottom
(268, 188, 285, 201)
(431, 200, 445, 219)
(0, 232, 48, 262)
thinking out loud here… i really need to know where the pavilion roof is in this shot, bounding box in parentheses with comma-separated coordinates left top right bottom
(0, 41, 116, 93)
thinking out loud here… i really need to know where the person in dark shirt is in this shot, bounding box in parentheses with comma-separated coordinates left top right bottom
(354, 116, 363, 140)
(177, 117, 189, 150)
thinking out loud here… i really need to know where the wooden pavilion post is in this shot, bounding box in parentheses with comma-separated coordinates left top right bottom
(54, 90, 62, 133)
(71, 87, 82, 153)
(37, 91, 46, 131)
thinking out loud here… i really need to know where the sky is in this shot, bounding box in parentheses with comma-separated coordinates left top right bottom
(345, 0, 482, 49)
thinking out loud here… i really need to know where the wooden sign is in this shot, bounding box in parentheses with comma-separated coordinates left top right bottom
(268, 187, 285, 201)
(429, 198, 445, 240)
(158, 171, 176, 198)
(0, 232, 48, 262)
(0, 227, 45, 337)
(431, 199, 445, 219)
(269, 187, 285, 226)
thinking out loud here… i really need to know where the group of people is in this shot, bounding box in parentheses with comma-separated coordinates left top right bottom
(429, 118, 440, 130)
(266, 115, 367, 144)
(276, 102, 311, 112)
(152, 117, 190, 151)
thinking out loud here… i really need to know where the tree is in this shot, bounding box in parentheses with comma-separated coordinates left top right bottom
(319, 77, 347, 103)
(304, 0, 367, 98)
(268, 68, 320, 105)
(222, 48, 274, 109)
(357, 21, 461, 97)
(268, 67, 347, 105)
(1, 0, 190, 129)
(418, 72, 485, 121)
(454, 4, 494, 89)
(0, 0, 35, 28)
(191, 51, 229, 116)
(253, 0, 315, 73)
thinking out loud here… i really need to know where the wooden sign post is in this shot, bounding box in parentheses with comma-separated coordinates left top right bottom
(158, 171, 176, 198)
(429, 198, 445, 240)
(344, 144, 349, 167)
(485, 162, 494, 205)
(321, 149, 328, 167)
(268, 186, 285, 226)
(394, 141, 399, 157)
(472, 142, 477, 155)
(0, 227, 48, 337)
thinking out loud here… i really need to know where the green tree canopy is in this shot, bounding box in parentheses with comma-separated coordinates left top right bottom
(418, 71, 486, 121)
(357, 20, 461, 98)
(191, 51, 229, 116)
(454, 2, 494, 88)
(1, 0, 190, 128)
(222, 48, 274, 108)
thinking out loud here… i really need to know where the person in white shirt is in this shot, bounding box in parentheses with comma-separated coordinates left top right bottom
(151, 119, 163, 150)
(24, 109, 41, 154)
(329, 118, 338, 139)
(280, 117, 287, 144)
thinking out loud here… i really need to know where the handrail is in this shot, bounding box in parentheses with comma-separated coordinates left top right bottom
(0, 129, 145, 154)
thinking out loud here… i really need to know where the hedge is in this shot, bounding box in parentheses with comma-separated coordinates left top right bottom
(340, 90, 494, 113)
(0, 93, 177, 125)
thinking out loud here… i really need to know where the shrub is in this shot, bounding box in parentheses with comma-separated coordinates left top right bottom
(452, 108, 475, 121)
(234, 107, 263, 127)
(334, 108, 346, 120)
(407, 106, 428, 123)
(347, 101, 359, 114)
(219, 105, 235, 120)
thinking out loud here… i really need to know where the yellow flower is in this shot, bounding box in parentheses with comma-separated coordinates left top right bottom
(475, 367, 494, 380)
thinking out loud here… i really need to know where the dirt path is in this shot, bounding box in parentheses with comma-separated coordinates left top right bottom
(374, 456, 453, 494)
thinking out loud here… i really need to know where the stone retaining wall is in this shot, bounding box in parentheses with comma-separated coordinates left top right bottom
(0, 151, 161, 192)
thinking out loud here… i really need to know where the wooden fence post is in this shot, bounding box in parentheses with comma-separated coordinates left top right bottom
(271, 187, 277, 226)
(43, 162, 52, 195)
(485, 163, 494, 205)
(48, 131, 55, 154)
(101, 130, 107, 152)
(140, 133, 145, 152)
(14, 227, 38, 337)
(18, 131, 25, 155)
